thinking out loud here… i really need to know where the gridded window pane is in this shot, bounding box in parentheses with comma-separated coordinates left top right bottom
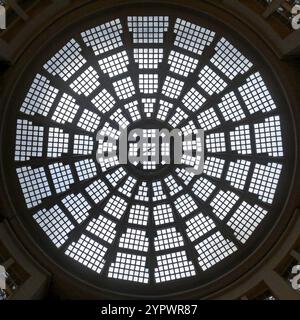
(97, 123, 119, 172)
(98, 51, 129, 77)
(98, 156, 119, 174)
(20, 74, 58, 116)
(174, 194, 198, 218)
(168, 107, 188, 127)
(206, 132, 226, 153)
(133, 48, 164, 69)
(226, 160, 251, 190)
(124, 100, 141, 122)
(181, 154, 201, 170)
(81, 19, 123, 55)
(227, 202, 268, 244)
(203, 157, 225, 179)
(174, 18, 215, 55)
(152, 181, 167, 202)
(168, 50, 198, 77)
(97, 121, 120, 140)
(15, 119, 44, 161)
(104, 195, 128, 219)
(16, 166, 51, 208)
(85, 179, 109, 204)
(73, 134, 94, 155)
(86, 214, 116, 244)
(155, 251, 196, 283)
(239, 72, 276, 114)
(70, 66, 100, 96)
(175, 167, 195, 186)
(98, 152, 119, 172)
(62, 193, 91, 224)
(65, 234, 107, 274)
(162, 76, 184, 99)
(33, 205, 74, 248)
(157, 100, 173, 121)
(195, 232, 237, 271)
(139, 74, 158, 94)
(128, 204, 149, 226)
(47, 128, 69, 158)
(230, 125, 252, 155)
(108, 252, 149, 283)
(128, 16, 169, 43)
(186, 213, 216, 242)
(106, 167, 127, 187)
(254, 116, 283, 157)
(164, 175, 183, 196)
(91, 89, 116, 113)
(140, 98, 155, 118)
(44, 39, 86, 81)
(77, 109, 101, 133)
(198, 66, 227, 96)
(154, 227, 184, 251)
(119, 228, 149, 252)
(49, 162, 74, 193)
(118, 176, 137, 197)
(249, 162, 282, 204)
(113, 77, 136, 100)
(153, 204, 174, 226)
(192, 177, 216, 201)
(52, 93, 80, 124)
(180, 121, 197, 136)
(75, 159, 97, 181)
(218, 91, 245, 122)
(210, 190, 239, 220)
(182, 87, 206, 112)
(197, 108, 221, 131)
(110, 109, 130, 129)
(210, 37, 253, 80)
(135, 182, 149, 201)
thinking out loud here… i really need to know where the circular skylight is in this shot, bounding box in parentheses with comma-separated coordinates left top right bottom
(8, 12, 293, 297)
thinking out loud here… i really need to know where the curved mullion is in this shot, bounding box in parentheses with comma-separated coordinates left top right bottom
(98, 180, 143, 280)
(169, 168, 243, 249)
(161, 178, 205, 275)
(57, 170, 131, 255)
(178, 66, 256, 129)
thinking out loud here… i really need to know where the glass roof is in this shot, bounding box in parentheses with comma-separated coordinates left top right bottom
(11, 13, 289, 296)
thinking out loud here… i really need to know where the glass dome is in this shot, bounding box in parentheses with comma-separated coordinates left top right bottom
(3, 9, 294, 297)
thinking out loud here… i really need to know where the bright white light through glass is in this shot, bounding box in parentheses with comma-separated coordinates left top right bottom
(13, 14, 286, 290)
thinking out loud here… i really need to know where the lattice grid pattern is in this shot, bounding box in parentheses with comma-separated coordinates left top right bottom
(128, 16, 169, 43)
(13, 14, 288, 291)
(65, 235, 107, 274)
(17, 166, 51, 208)
(227, 202, 268, 244)
(210, 37, 253, 80)
(249, 163, 282, 204)
(196, 232, 237, 271)
(33, 205, 74, 248)
(108, 252, 149, 283)
(52, 93, 79, 124)
(70, 67, 100, 96)
(20, 74, 58, 116)
(155, 251, 196, 283)
(98, 51, 129, 77)
(62, 193, 91, 224)
(44, 39, 86, 81)
(15, 119, 44, 161)
(174, 18, 215, 55)
(81, 19, 123, 55)
(49, 162, 74, 193)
